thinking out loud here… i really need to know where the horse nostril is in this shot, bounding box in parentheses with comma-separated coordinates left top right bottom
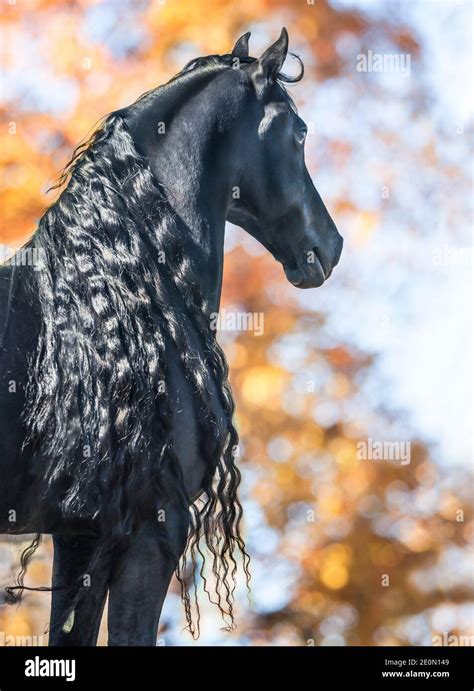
(312, 247, 330, 278)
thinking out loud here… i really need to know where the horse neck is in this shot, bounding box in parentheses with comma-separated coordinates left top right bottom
(125, 68, 243, 315)
(170, 186, 227, 317)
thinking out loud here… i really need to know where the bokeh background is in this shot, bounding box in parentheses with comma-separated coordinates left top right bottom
(0, 0, 472, 646)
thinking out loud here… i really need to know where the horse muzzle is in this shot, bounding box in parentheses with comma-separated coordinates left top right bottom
(283, 236, 343, 289)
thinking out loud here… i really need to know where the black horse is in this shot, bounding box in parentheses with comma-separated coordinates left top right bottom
(0, 29, 342, 645)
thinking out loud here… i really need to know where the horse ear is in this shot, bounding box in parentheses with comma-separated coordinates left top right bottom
(250, 27, 289, 98)
(232, 31, 251, 59)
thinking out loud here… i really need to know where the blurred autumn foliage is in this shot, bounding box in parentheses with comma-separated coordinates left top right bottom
(1, 0, 472, 646)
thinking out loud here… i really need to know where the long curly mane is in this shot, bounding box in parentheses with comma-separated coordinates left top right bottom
(15, 108, 250, 635)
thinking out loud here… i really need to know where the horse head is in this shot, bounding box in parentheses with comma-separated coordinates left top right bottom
(227, 28, 343, 288)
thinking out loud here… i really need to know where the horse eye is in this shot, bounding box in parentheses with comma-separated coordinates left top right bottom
(295, 128, 307, 145)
